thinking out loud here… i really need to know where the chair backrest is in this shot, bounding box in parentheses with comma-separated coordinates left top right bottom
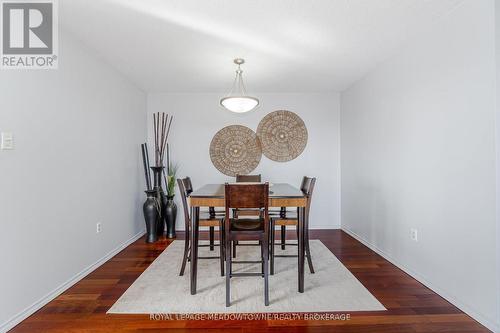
(236, 174, 261, 182)
(225, 182, 269, 232)
(177, 177, 192, 231)
(300, 176, 309, 193)
(225, 182, 269, 209)
(300, 176, 316, 217)
(183, 176, 193, 194)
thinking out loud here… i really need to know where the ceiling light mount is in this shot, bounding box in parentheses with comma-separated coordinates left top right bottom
(234, 58, 245, 66)
(220, 58, 259, 113)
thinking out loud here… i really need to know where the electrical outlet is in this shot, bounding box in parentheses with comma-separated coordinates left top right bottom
(96, 222, 102, 233)
(1, 132, 14, 150)
(410, 228, 418, 242)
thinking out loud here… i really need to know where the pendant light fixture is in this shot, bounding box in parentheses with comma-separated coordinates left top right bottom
(220, 58, 259, 113)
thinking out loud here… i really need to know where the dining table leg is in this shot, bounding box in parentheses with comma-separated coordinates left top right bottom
(190, 206, 200, 295)
(298, 206, 305, 293)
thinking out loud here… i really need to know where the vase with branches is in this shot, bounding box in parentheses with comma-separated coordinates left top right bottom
(144, 112, 173, 237)
(164, 162, 179, 238)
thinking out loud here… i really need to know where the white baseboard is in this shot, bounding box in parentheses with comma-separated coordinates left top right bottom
(0, 229, 146, 333)
(342, 227, 499, 333)
(310, 225, 340, 230)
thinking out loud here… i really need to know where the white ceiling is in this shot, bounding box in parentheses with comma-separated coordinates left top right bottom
(60, 0, 463, 93)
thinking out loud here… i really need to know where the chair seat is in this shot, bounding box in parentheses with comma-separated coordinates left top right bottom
(233, 208, 261, 217)
(199, 213, 223, 227)
(230, 218, 263, 231)
(271, 217, 298, 226)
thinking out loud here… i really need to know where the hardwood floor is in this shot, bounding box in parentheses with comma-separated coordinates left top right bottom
(10, 230, 490, 332)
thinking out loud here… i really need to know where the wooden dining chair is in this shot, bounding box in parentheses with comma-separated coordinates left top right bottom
(232, 174, 262, 257)
(224, 182, 270, 307)
(178, 177, 225, 277)
(232, 174, 287, 257)
(270, 176, 316, 275)
(236, 174, 285, 218)
(182, 177, 223, 251)
(233, 174, 262, 217)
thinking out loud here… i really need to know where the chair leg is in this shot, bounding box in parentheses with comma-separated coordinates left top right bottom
(229, 241, 233, 274)
(233, 240, 237, 258)
(225, 238, 232, 307)
(270, 220, 275, 275)
(305, 228, 315, 274)
(219, 225, 225, 276)
(263, 235, 270, 306)
(260, 241, 264, 276)
(222, 223, 226, 262)
(179, 232, 190, 276)
(280, 225, 286, 250)
(209, 226, 215, 251)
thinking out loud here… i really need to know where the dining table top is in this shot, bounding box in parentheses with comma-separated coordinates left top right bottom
(189, 182, 305, 199)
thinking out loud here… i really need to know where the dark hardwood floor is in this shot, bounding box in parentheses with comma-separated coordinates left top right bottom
(10, 230, 490, 332)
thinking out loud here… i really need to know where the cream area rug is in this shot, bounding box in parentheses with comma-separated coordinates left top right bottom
(108, 240, 386, 314)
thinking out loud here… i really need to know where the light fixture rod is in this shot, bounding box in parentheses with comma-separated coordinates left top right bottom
(227, 65, 247, 97)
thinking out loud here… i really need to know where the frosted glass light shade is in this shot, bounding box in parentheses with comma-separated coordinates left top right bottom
(220, 96, 259, 113)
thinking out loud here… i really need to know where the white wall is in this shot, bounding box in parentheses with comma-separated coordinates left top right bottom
(496, 1, 500, 329)
(0, 31, 147, 331)
(341, 1, 498, 331)
(147, 93, 340, 230)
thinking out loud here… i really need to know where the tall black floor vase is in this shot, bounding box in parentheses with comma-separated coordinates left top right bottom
(165, 196, 177, 238)
(150, 166, 167, 236)
(143, 190, 159, 243)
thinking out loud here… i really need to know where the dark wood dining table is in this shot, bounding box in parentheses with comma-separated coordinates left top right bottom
(188, 183, 307, 295)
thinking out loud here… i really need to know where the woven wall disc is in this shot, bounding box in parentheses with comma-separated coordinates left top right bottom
(209, 125, 262, 177)
(257, 110, 308, 162)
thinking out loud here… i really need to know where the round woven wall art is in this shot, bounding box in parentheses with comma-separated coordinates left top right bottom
(209, 125, 262, 177)
(257, 110, 308, 162)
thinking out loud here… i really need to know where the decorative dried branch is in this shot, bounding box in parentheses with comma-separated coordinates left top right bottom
(152, 112, 173, 167)
(141, 143, 152, 190)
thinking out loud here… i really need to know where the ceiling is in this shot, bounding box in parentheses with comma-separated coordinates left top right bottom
(60, 0, 463, 93)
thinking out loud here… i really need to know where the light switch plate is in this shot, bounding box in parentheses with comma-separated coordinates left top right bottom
(410, 228, 418, 242)
(1, 132, 13, 150)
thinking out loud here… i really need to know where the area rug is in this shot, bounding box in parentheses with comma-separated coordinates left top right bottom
(108, 240, 385, 314)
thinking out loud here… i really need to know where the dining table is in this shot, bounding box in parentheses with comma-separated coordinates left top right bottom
(188, 183, 307, 295)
